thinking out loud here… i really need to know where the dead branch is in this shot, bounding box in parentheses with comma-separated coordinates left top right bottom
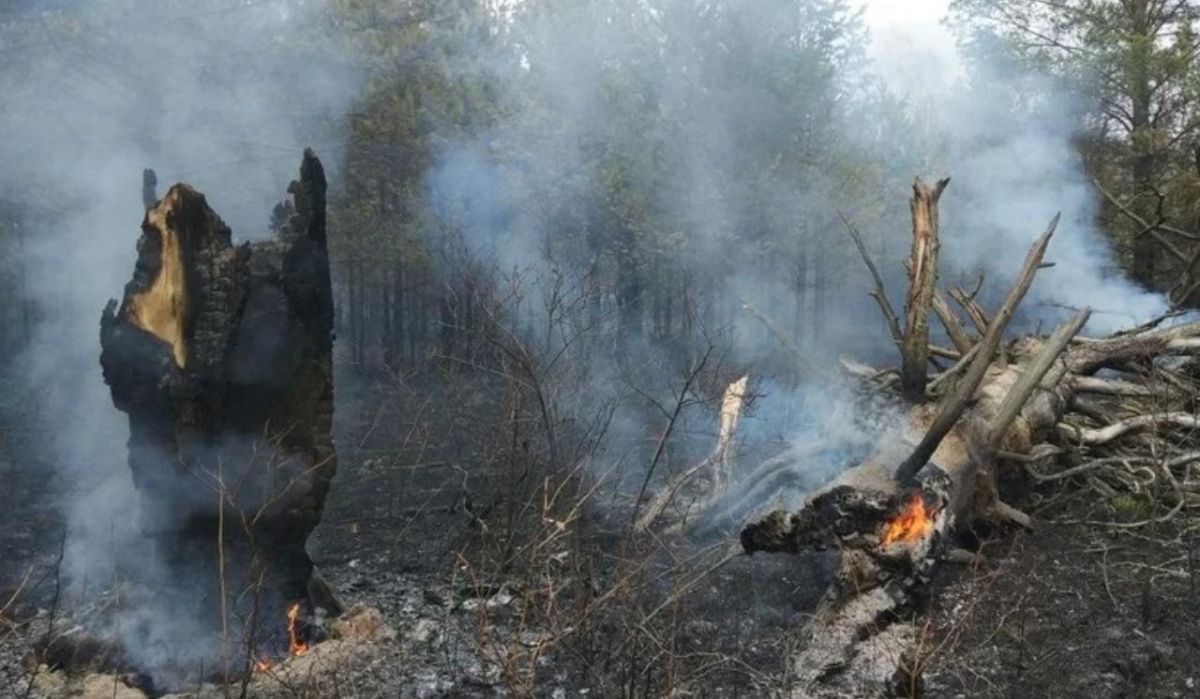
(634, 375, 748, 533)
(949, 287, 992, 335)
(895, 214, 1059, 483)
(985, 309, 1091, 446)
(840, 211, 903, 345)
(1067, 320, 1200, 374)
(933, 289, 974, 354)
(925, 344, 980, 395)
(742, 302, 810, 375)
(1069, 375, 1165, 397)
(1060, 412, 1200, 445)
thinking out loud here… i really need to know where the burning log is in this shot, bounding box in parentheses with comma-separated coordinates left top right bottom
(739, 171, 1200, 695)
(98, 150, 339, 661)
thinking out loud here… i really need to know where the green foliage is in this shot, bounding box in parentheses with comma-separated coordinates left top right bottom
(951, 0, 1200, 291)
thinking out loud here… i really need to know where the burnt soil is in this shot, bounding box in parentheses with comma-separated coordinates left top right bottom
(923, 487, 1200, 699)
(3, 366, 1199, 696)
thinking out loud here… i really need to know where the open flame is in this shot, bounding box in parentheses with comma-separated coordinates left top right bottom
(287, 602, 310, 656)
(880, 494, 935, 546)
(253, 602, 310, 673)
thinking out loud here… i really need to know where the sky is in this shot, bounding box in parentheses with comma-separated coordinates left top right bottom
(860, 0, 962, 99)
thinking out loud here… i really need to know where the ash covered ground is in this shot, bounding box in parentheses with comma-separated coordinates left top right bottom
(3, 363, 1199, 697)
(0, 365, 834, 697)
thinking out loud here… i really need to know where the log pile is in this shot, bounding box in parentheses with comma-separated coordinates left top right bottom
(99, 150, 339, 638)
(648, 177, 1200, 696)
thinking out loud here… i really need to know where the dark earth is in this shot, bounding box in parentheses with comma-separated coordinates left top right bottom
(3, 366, 1199, 697)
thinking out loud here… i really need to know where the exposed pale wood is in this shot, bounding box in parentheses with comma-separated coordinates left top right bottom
(949, 287, 992, 335)
(710, 375, 749, 497)
(1069, 375, 1167, 397)
(901, 176, 950, 400)
(1059, 412, 1200, 445)
(895, 214, 1059, 483)
(985, 309, 1090, 446)
(1066, 320, 1200, 373)
(933, 289, 973, 354)
(634, 375, 748, 533)
(989, 499, 1033, 529)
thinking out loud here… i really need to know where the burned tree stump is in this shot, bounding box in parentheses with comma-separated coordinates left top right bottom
(100, 150, 337, 622)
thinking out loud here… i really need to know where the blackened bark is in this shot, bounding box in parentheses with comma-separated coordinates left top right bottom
(142, 168, 157, 209)
(100, 149, 338, 614)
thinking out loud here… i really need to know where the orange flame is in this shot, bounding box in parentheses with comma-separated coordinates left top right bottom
(287, 602, 310, 656)
(254, 658, 273, 673)
(880, 494, 935, 546)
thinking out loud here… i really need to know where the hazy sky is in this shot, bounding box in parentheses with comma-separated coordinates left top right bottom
(860, 0, 962, 98)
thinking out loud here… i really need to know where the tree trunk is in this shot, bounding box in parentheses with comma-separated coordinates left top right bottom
(901, 177, 949, 400)
(1129, 0, 1158, 288)
(616, 225, 642, 343)
(382, 269, 393, 366)
(99, 150, 340, 631)
(394, 256, 406, 364)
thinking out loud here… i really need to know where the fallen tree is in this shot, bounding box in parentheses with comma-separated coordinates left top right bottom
(639, 177, 1200, 697)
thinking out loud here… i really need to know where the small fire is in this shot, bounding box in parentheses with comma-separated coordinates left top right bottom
(254, 658, 273, 673)
(287, 602, 310, 656)
(880, 494, 935, 546)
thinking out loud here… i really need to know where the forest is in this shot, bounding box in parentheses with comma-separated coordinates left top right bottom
(2, 1, 1200, 697)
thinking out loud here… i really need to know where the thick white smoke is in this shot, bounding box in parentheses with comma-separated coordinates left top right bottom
(0, 0, 358, 683)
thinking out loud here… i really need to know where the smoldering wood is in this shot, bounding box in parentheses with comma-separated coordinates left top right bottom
(739, 289, 1200, 696)
(622, 176, 1200, 696)
(99, 150, 339, 619)
(729, 193, 1200, 695)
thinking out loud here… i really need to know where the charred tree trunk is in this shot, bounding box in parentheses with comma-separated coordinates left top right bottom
(141, 168, 157, 209)
(100, 150, 339, 621)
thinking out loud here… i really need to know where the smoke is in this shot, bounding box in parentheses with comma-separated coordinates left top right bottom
(0, 0, 357, 684)
(420, 0, 1172, 523)
(868, 6, 1167, 331)
(0, 0, 1179, 684)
